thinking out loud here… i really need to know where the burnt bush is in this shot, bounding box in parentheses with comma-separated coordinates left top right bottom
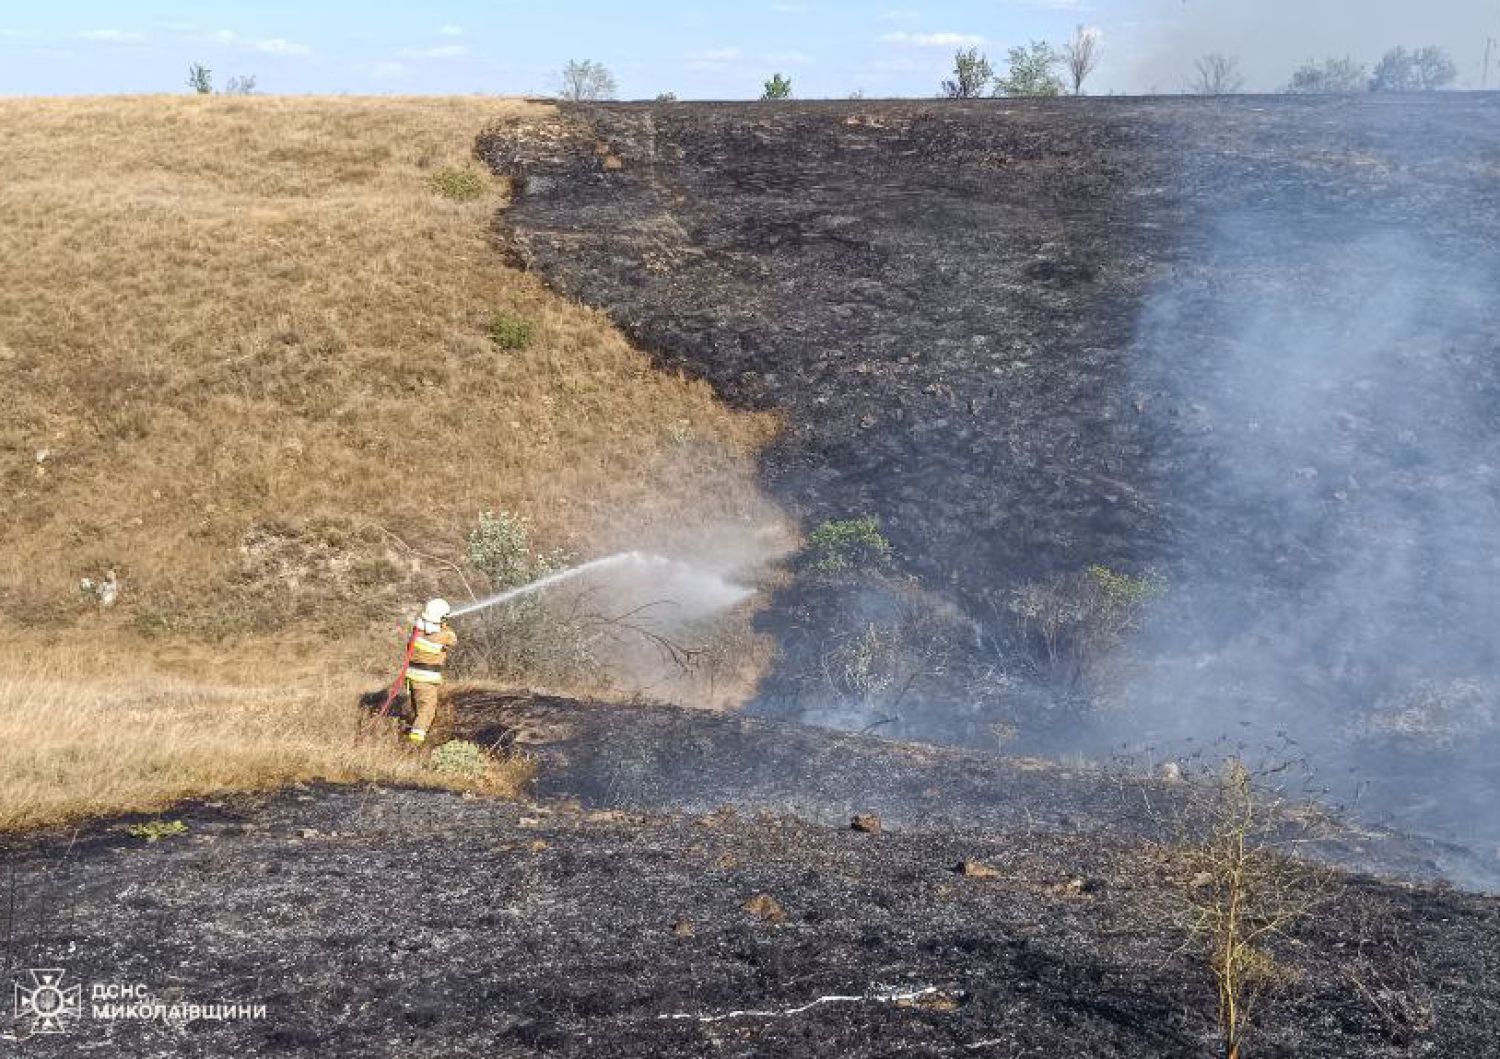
(1006, 565, 1163, 692)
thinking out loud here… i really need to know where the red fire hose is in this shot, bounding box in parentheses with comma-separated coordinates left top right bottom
(376, 624, 419, 719)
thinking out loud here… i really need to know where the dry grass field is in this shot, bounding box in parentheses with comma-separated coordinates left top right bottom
(0, 95, 783, 829)
(0, 655, 538, 834)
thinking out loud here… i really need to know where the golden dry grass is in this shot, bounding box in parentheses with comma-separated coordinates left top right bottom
(0, 95, 786, 830)
(0, 652, 533, 835)
(0, 95, 782, 639)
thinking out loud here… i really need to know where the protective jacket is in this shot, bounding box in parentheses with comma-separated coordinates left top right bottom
(406, 618, 457, 684)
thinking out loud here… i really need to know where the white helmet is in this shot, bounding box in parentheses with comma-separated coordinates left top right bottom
(421, 598, 451, 624)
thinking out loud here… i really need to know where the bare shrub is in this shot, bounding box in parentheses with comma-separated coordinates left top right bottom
(186, 63, 212, 95)
(1064, 25, 1102, 96)
(1165, 759, 1337, 1059)
(815, 595, 958, 733)
(452, 586, 701, 694)
(1370, 46, 1456, 92)
(1007, 565, 1162, 691)
(559, 60, 617, 102)
(1191, 53, 1245, 95)
(1286, 57, 1368, 94)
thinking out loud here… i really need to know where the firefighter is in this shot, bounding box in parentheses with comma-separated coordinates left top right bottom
(405, 598, 457, 745)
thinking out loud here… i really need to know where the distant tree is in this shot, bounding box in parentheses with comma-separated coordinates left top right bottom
(942, 46, 994, 98)
(223, 74, 258, 96)
(1285, 56, 1367, 94)
(1370, 45, 1457, 91)
(558, 59, 617, 102)
(761, 73, 793, 100)
(848, 88, 866, 100)
(996, 41, 1065, 98)
(655, 91, 679, 103)
(1064, 25, 1102, 95)
(1412, 45, 1459, 89)
(186, 63, 213, 95)
(1190, 52, 1245, 95)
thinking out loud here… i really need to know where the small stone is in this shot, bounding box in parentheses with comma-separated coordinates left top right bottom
(672, 917, 696, 938)
(956, 860, 1001, 879)
(851, 813, 882, 834)
(1190, 871, 1215, 890)
(742, 893, 785, 923)
(298, 828, 319, 839)
(1160, 762, 1183, 784)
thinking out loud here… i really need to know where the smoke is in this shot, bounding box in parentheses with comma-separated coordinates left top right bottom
(1130, 0, 1500, 92)
(454, 517, 791, 704)
(1106, 211, 1500, 845)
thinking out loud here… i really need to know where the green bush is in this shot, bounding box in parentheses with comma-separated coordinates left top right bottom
(458, 510, 589, 683)
(487, 311, 534, 351)
(467, 510, 572, 590)
(808, 516, 892, 572)
(429, 167, 487, 202)
(761, 73, 793, 100)
(429, 740, 490, 778)
(126, 819, 188, 843)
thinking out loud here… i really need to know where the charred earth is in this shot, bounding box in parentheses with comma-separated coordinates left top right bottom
(479, 96, 1500, 849)
(3, 695, 1498, 1057)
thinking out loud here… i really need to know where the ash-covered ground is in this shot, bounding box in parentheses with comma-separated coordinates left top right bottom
(3, 696, 1498, 1057)
(479, 96, 1500, 848)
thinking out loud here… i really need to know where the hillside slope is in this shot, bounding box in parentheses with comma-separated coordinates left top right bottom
(0, 97, 782, 830)
(0, 96, 778, 644)
(482, 96, 1500, 846)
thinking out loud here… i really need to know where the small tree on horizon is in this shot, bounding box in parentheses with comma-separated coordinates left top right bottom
(761, 73, 793, 100)
(1370, 45, 1457, 91)
(1191, 53, 1245, 95)
(1064, 25, 1102, 95)
(995, 41, 1065, 98)
(558, 59, 617, 102)
(1285, 56, 1367, 94)
(223, 74, 257, 95)
(941, 46, 994, 98)
(186, 63, 213, 95)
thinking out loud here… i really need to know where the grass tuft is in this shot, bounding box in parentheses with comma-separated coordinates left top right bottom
(487, 310, 535, 351)
(428, 165, 488, 201)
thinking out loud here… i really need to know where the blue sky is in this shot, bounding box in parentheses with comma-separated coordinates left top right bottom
(1, 1, 1495, 97)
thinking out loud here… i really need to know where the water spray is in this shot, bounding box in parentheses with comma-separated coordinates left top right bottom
(448, 551, 753, 618)
(375, 551, 752, 722)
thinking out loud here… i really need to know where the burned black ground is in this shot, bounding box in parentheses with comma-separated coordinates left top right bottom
(3, 696, 1498, 1057)
(479, 96, 1500, 845)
